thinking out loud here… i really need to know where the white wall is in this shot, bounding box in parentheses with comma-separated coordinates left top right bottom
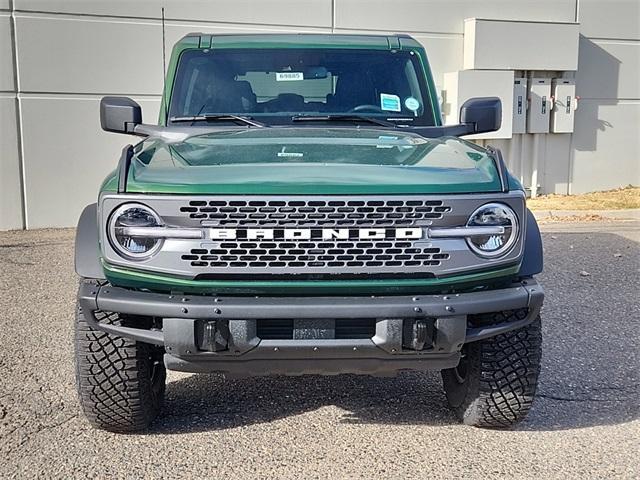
(1, 0, 638, 229)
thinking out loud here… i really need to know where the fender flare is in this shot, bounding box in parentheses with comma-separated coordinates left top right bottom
(518, 208, 543, 277)
(75, 203, 105, 280)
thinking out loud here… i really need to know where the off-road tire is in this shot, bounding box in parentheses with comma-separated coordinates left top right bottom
(75, 293, 166, 432)
(441, 312, 542, 428)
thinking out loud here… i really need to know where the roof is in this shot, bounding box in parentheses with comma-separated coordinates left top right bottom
(174, 33, 422, 50)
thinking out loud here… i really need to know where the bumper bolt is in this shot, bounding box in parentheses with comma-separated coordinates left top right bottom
(445, 306, 454, 312)
(214, 308, 222, 315)
(181, 307, 188, 314)
(414, 306, 422, 313)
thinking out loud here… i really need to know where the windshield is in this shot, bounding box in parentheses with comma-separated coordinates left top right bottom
(168, 48, 436, 126)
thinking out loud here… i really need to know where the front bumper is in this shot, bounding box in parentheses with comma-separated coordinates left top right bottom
(78, 280, 543, 376)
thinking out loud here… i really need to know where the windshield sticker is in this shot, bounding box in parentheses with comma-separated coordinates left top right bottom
(376, 135, 399, 149)
(277, 151, 304, 158)
(404, 97, 420, 112)
(380, 93, 401, 112)
(276, 72, 304, 82)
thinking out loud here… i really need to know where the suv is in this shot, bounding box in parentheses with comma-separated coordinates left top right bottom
(75, 34, 543, 432)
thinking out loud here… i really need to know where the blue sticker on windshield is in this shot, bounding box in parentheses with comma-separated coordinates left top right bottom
(404, 97, 420, 111)
(380, 93, 401, 112)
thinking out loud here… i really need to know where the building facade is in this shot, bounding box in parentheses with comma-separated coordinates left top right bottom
(1, 0, 638, 229)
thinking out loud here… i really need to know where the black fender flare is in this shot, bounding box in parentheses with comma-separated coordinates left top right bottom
(518, 208, 543, 277)
(75, 203, 105, 280)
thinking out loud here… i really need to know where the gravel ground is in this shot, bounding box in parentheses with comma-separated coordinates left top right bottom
(0, 222, 638, 479)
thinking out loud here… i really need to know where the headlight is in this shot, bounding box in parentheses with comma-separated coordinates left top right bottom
(466, 203, 518, 258)
(107, 203, 164, 260)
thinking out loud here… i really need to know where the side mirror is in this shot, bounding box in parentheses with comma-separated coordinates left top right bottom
(459, 97, 501, 134)
(100, 96, 142, 134)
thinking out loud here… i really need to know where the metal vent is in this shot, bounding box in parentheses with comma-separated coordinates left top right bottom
(181, 240, 449, 270)
(179, 199, 451, 227)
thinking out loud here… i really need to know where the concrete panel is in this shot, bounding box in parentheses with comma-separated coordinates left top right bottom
(443, 70, 514, 139)
(164, 0, 332, 28)
(578, 0, 640, 40)
(0, 95, 24, 230)
(15, 15, 163, 94)
(576, 37, 640, 100)
(0, 0, 9, 11)
(20, 95, 161, 228)
(542, 133, 572, 194)
(571, 100, 640, 193)
(334, 0, 576, 34)
(0, 14, 15, 91)
(14, 0, 163, 18)
(464, 19, 580, 71)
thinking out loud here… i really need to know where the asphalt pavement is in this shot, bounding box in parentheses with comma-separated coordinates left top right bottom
(1, 221, 638, 479)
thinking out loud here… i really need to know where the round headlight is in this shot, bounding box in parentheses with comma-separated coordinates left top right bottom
(466, 203, 518, 258)
(108, 203, 163, 260)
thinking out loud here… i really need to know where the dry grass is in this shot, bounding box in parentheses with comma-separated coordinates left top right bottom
(536, 213, 611, 224)
(528, 185, 640, 210)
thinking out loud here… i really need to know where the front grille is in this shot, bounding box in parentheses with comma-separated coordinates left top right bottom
(256, 319, 376, 340)
(101, 192, 527, 279)
(180, 199, 451, 227)
(175, 197, 453, 276)
(182, 240, 449, 271)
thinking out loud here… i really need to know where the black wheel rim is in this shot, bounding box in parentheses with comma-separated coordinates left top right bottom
(453, 348, 468, 384)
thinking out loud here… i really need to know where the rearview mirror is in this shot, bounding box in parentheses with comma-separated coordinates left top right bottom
(459, 97, 501, 134)
(100, 96, 142, 134)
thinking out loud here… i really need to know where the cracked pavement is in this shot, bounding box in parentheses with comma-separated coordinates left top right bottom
(0, 222, 638, 479)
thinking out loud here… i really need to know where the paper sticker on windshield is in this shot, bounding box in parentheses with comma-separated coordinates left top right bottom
(404, 97, 420, 112)
(276, 72, 304, 81)
(376, 135, 398, 149)
(277, 151, 304, 158)
(380, 93, 401, 112)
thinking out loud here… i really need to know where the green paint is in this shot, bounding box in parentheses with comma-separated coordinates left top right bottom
(123, 129, 502, 195)
(103, 262, 520, 296)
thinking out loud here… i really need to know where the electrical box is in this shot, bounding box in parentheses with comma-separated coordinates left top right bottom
(527, 78, 551, 134)
(512, 77, 527, 134)
(551, 78, 576, 133)
(442, 70, 514, 139)
(463, 18, 580, 71)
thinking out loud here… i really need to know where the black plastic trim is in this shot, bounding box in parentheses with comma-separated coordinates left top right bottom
(74, 204, 105, 280)
(117, 145, 134, 193)
(486, 145, 509, 193)
(518, 209, 544, 277)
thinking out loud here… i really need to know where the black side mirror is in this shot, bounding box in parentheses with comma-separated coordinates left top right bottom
(100, 96, 142, 134)
(459, 97, 502, 134)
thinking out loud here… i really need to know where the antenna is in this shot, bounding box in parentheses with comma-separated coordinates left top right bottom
(161, 7, 168, 123)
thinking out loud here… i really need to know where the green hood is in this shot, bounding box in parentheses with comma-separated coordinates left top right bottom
(119, 128, 502, 195)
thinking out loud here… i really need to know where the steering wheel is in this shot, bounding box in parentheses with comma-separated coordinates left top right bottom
(348, 104, 384, 113)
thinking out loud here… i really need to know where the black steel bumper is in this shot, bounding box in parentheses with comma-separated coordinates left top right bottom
(78, 280, 543, 376)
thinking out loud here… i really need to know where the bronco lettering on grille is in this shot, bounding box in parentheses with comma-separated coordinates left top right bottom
(209, 228, 423, 241)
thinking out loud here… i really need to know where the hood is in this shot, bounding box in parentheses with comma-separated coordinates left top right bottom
(122, 127, 502, 195)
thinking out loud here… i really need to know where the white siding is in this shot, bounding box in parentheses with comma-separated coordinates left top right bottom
(0, 95, 23, 230)
(20, 95, 160, 228)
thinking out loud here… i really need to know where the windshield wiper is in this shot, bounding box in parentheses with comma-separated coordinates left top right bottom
(169, 114, 266, 127)
(291, 114, 395, 128)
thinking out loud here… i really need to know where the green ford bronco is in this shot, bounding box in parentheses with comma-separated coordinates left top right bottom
(74, 34, 544, 432)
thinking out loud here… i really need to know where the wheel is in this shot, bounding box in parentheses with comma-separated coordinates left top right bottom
(74, 285, 166, 432)
(441, 312, 542, 428)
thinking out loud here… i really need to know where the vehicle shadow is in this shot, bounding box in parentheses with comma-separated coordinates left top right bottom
(151, 229, 639, 434)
